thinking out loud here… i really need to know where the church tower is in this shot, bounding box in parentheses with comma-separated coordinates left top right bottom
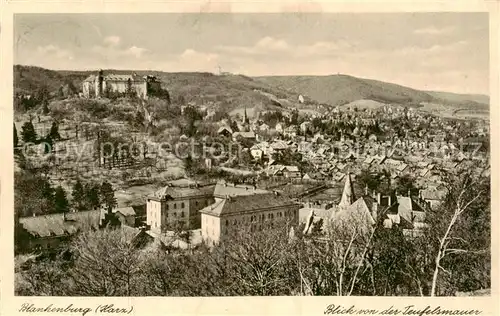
(338, 173, 355, 209)
(243, 105, 249, 125)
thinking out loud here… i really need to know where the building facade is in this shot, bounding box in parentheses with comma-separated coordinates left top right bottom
(200, 192, 301, 245)
(82, 70, 161, 99)
(146, 183, 215, 232)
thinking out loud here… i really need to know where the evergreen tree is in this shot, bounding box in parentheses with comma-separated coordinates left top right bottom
(84, 183, 101, 210)
(48, 121, 60, 141)
(21, 121, 38, 143)
(72, 179, 86, 212)
(42, 100, 50, 114)
(100, 181, 117, 212)
(134, 110, 145, 128)
(14, 124, 19, 148)
(54, 186, 69, 214)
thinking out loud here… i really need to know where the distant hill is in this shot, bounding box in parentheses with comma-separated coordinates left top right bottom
(255, 74, 489, 110)
(426, 90, 489, 106)
(14, 65, 489, 119)
(14, 65, 87, 96)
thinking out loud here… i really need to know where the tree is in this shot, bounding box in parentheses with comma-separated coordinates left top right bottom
(21, 121, 38, 143)
(42, 100, 50, 114)
(100, 181, 117, 212)
(15, 170, 55, 217)
(14, 124, 19, 148)
(84, 183, 101, 210)
(69, 228, 144, 296)
(72, 179, 86, 212)
(134, 110, 145, 129)
(429, 172, 489, 296)
(48, 121, 61, 141)
(17, 258, 70, 296)
(54, 186, 69, 214)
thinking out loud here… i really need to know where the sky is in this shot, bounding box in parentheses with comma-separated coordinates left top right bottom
(14, 13, 489, 95)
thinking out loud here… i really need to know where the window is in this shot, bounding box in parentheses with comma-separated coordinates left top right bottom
(166, 204, 169, 210)
(174, 203, 177, 209)
(226, 219, 229, 226)
(181, 212, 185, 218)
(181, 202, 185, 208)
(173, 212, 177, 217)
(196, 201, 199, 206)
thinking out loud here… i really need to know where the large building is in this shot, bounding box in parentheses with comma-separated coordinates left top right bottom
(146, 181, 216, 232)
(82, 70, 161, 99)
(199, 192, 301, 245)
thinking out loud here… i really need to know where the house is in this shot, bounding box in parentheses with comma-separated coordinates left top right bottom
(146, 182, 215, 232)
(275, 123, 284, 134)
(217, 126, 233, 137)
(250, 148, 263, 160)
(283, 165, 301, 179)
(270, 140, 288, 152)
(199, 193, 301, 245)
(113, 206, 137, 227)
(300, 122, 312, 133)
(395, 195, 429, 237)
(259, 123, 270, 132)
(420, 187, 447, 210)
(283, 126, 298, 138)
(16, 210, 101, 253)
(232, 131, 257, 142)
(82, 70, 161, 99)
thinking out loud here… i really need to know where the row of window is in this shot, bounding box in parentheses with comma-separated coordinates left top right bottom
(225, 210, 295, 227)
(165, 199, 212, 210)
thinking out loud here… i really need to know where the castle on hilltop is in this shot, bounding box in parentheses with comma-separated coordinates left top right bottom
(82, 69, 161, 100)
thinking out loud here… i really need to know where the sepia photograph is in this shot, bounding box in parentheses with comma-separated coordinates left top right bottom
(12, 12, 491, 299)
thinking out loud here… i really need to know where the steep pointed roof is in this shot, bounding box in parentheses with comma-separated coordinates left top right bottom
(338, 173, 355, 209)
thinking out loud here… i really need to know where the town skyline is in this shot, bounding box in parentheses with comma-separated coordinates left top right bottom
(14, 13, 489, 95)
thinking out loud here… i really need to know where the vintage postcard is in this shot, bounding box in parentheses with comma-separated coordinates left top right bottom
(0, 1, 498, 315)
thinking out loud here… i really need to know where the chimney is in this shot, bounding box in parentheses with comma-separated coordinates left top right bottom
(377, 192, 381, 205)
(388, 195, 392, 206)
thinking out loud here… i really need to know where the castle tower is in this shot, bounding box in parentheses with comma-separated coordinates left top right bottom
(338, 173, 355, 209)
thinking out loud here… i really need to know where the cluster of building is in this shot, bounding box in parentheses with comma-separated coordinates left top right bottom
(300, 173, 429, 238)
(15, 170, 437, 254)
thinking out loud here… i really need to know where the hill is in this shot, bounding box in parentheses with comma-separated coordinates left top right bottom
(255, 74, 489, 111)
(426, 90, 489, 105)
(14, 65, 489, 119)
(14, 65, 308, 118)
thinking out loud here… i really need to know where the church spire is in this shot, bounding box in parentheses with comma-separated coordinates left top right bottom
(339, 173, 355, 209)
(243, 105, 249, 125)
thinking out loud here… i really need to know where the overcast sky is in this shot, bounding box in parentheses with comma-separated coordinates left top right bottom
(14, 13, 489, 95)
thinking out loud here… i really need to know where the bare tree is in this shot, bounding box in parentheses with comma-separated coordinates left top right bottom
(69, 228, 143, 296)
(429, 172, 489, 296)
